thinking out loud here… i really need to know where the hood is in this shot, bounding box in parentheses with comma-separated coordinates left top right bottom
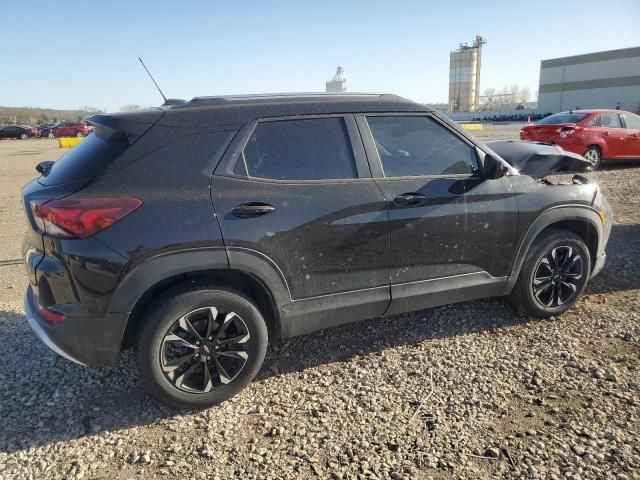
(486, 140, 592, 178)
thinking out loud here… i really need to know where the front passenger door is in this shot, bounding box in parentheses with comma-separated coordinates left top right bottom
(359, 114, 519, 315)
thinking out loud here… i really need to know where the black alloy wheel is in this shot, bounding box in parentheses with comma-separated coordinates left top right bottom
(532, 245, 583, 308)
(135, 284, 268, 409)
(160, 306, 251, 393)
(508, 229, 591, 318)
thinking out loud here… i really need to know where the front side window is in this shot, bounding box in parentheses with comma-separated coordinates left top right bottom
(623, 113, 640, 129)
(600, 114, 622, 129)
(367, 116, 479, 177)
(242, 117, 357, 180)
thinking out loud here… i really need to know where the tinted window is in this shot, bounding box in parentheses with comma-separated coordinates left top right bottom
(39, 132, 128, 186)
(600, 114, 622, 128)
(367, 116, 478, 177)
(243, 118, 357, 180)
(536, 113, 588, 124)
(623, 113, 640, 129)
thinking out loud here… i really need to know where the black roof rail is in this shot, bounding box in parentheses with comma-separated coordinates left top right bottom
(171, 92, 406, 108)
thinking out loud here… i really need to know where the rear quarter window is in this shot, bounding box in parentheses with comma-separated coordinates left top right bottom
(39, 131, 128, 186)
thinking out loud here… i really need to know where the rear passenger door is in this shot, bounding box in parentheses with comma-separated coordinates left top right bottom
(212, 115, 391, 315)
(358, 113, 519, 314)
(598, 113, 627, 158)
(621, 113, 640, 158)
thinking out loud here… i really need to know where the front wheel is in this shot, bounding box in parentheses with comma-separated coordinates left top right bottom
(509, 229, 591, 318)
(135, 283, 268, 409)
(584, 146, 602, 170)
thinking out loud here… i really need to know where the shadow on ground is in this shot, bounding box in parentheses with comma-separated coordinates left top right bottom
(1, 225, 637, 454)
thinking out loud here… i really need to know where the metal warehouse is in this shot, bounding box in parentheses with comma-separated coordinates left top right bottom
(537, 46, 640, 113)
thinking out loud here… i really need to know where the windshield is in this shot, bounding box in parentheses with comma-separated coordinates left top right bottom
(536, 113, 588, 125)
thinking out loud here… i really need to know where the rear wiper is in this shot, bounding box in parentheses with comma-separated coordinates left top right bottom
(35, 160, 55, 175)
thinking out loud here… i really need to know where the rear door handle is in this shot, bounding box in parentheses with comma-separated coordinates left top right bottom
(393, 193, 427, 206)
(232, 202, 276, 218)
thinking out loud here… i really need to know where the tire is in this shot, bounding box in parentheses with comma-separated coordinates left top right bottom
(509, 229, 591, 318)
(20, 133, 28, 140)
(584, 145, 602, 170)
(76, 131, 84, 137)
(135, 282, 268, 409)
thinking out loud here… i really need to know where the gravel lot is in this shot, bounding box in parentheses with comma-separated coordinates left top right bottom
(1, 125, 638, 480)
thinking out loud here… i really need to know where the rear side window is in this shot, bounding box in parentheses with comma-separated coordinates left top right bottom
(242, 118, 357, 180)
(39, 132, 128, 186)
(585, 116, 601, 127)
(367, 116, 479, 177)
(600, 114, 623, 129)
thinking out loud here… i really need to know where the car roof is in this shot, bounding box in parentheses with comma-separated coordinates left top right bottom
(156, 92, 431, 128)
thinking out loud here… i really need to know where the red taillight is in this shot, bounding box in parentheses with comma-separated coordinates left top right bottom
(39, 305, 65, 324)
(29, 197, 142, 239)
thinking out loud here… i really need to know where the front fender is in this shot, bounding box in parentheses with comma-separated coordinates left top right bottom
(502, 205, 604, 294)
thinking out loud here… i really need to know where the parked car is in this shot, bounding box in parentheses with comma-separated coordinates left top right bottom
(51, 122, 90, 137)
(37, 123, 58, 138)
(22, 93, 612, 408)
(0, 125, 37, 139)
(520, 109, 640, 169)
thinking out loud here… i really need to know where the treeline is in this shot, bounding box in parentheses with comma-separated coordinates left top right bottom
(0, 106, 104, 125)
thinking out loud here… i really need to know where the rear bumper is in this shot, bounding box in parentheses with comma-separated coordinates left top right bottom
(24, 286, 127, 367)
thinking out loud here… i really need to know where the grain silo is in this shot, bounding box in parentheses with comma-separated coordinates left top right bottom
(448, 36, 486, 112)
(326, 66, 346, 93)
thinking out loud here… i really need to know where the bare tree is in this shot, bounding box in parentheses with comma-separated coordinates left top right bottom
(480, 87, 496, 110)
(518, 86, 531, 105)
(119, 104, 144, 112)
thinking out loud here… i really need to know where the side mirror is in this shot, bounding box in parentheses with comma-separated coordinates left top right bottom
(484, 155, 508, 179)
(36, 160, 55, 174)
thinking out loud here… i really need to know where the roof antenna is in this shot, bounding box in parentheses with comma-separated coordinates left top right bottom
(138, 57, 173, 105)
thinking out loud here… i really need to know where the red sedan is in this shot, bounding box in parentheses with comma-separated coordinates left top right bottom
(51, 122, 90, 138)
(520, 109, 640, 169)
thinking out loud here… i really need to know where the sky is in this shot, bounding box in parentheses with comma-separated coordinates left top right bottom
(2, 0, 639, 112)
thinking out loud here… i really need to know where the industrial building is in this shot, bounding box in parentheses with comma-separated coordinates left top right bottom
(448, 36, 486, 112)
(537, 46, 640, 113)
(326, 66, 346, 93)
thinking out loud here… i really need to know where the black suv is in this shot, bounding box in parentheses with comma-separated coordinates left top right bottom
(22, 94, 612, 408)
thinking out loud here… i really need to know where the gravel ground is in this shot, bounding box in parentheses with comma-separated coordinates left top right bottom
(1, 126, 639, 480)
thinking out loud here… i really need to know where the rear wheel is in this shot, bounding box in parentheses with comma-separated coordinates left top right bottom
(509, 229, 591, 318)
(135, 283, 268, 409)
(584, 146, 602, 170)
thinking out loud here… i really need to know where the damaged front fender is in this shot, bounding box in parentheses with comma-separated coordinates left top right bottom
(486, 140, 592, 179)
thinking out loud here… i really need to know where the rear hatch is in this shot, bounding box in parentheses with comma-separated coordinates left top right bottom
(22, 109, 163, 284)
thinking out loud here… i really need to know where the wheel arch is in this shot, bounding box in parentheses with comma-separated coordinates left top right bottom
(586, 141, 606, 158)
(109, 248, 289, 351)
(503, 206, 603, 294)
